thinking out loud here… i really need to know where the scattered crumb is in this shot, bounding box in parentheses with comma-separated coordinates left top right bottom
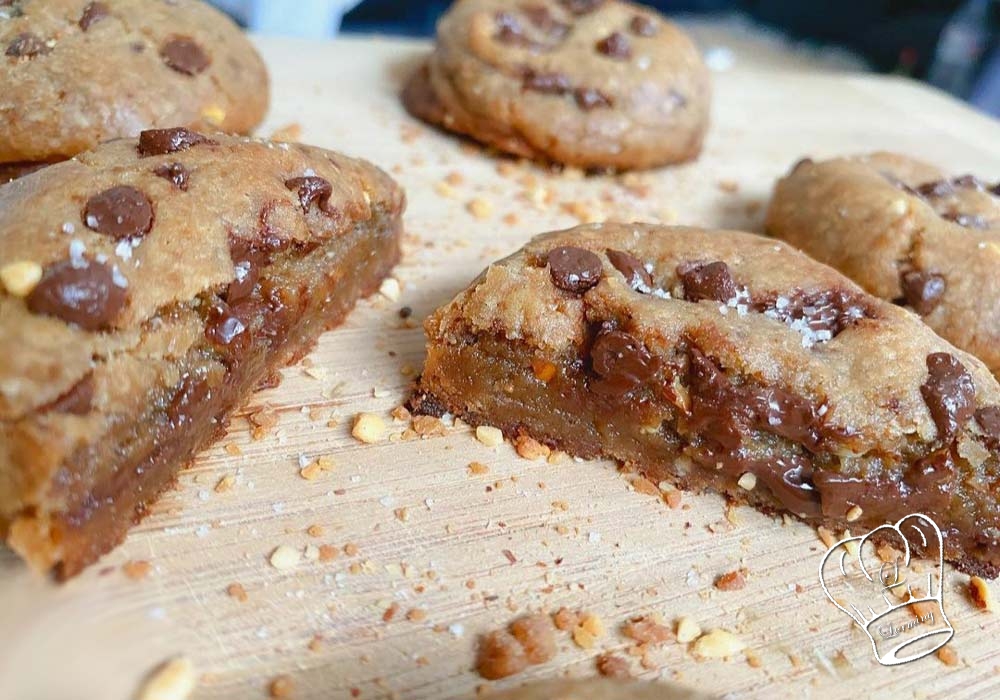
(308, 635, 323, 652)
(391, 405, 411, 422)
(300, 455, 334, 480)
(435, 181, 458, 198)
(306, 524, 325, 538)
(394, 507, 409, 522)
(623, 615, 672, 644)
(122, 560, 152, 581)
(715, 569, 747, 591)
(475, 425, 504, 447)
(319, 544, 339, 562)
(970, 576, 996, 612)
(412, 415, 447, 437)
(215, 474, 235, 493)
(352, 413, 386, 444)
(509, 614, 556, 664)
(629, 475, 660, 496)
(937, 646, 959, 666)
(676, 617, 702, 644)
(136, 657, 196, 700)
(407, 608, 427, 623)
(467, 197, 494, 219)
(223, 443, 242, 456)
(247, 406, 279, 440)
(817, 526, 837, 549)
(691, 629, 746, 659)
(269, 545, 301, 571)
(226, 582, 248, 603)
(268, 674, 295, 698)
(476, 630, 528, 680)
(571, 613, 605, 650)
(597, 653, 631, 679)
(468, 461, 489, 475)
(553, 607, 581, 631)
(737, 473, 756, 491)
(717, 179, 739, 193)
(514, 435, 550, 460)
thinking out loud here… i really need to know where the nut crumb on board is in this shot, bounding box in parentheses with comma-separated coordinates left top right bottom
(226, 582, 248, 602)
(467, 197, 494, 219)
(476, 614, 555, 680)
(937, 646, 960, 666)
(715, 569, 747, 591)
(675, 617, 702, 644)
(572, 612, 606, 650)
(268, 674, 295, 698)
(514, 434, 550, 460)
(352, 413, 386, 444)
(269, 545, 301, 571)
(623, 615, 672, 644)
(136, 657, 196, 700)
(597, 653, 632, 679)
(122, 559, 152, 581)
(691, 629, 746, 659)
(475, 425, 504, 447)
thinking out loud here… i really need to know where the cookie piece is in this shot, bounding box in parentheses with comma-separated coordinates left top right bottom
(412, 223, 1000, 577)
(402, 0, 710, 170)
(483, 678, 706, 700)
(765, 153, 1000, 376)
(1, 0, 269, 179)
(0, 130, 405, 578)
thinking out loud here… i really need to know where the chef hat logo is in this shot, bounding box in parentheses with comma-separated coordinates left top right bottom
(818, 513, 953, 666)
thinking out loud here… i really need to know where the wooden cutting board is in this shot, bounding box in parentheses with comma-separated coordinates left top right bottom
(2, 34, 1000, 700)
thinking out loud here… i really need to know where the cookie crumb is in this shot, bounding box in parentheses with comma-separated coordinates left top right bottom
(675, 616, 702, 644)
(715, 569, 747, 591)
(553, 607, 580, 631)
(268, 674, 295, 698)
(269, 545, 301, 571)
(123, 559, 152, 581)
(623, 615, 672, 644)
(0, 260, 43, 297)
(596, 653, 631, 679)
(467, 198, 494, 219)
(691, 629, 746, 659)
(571, 612, 605, 649)
(937, 646, 959, 666)
(468, 461, 489, 475)
(970, 576, 995, 611)
(352, 413, 386, 444)
(407, 608, 427, 622)
(475, 425, 504, 447)
(476, 630, 528, 680)
(215, 474, 235, 493)
(226, 582, 248, 602)
(509, 614, 556, 664)
(136, 656, 196, 700)
(514, 434, 550, 460)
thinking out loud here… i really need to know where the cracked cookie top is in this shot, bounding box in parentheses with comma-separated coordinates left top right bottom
(0, 0, 269, 163)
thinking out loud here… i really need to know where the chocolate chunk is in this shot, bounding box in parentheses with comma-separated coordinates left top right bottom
(137, 127, 212, 157)
(916, 179, 953, 198)
(596, 32, 631, 59)
(205, 300, 250, 349)
(752, 456, 821, 519)
(629, 15, 658, 37)
(494, 11, 528, 45)
(574, 87, 613, 110)
(750, 387, 822, 448)
(160, 37, 210, 75)
(812, 471, 917, 523)
(920, 352, 976, 441)
(153, 162, 190, 191)
(83, 186, 154, 241)
(26, 259, 126, 331)
(41, 373, 95, 415)
(907, 448, 956, 491)
(900, 270, 945, 315)
(547, 246, 602, 293)
(678, 261, 737, 303)
(521, 4, 569, 37)
(284, 176, 333, 214)
(6, 32, 48, 58)
(976, 406, 1000, 441)
(78, 2, 109, 30)
(523, 69, 571, 94)
(606, 249, 652, 291)
(167, 372, 209, 428)
(559, 0, 604, 14)
(687, 348, 745, 450)
(226, 237, 266, 303)
(590, 327, 658, 397)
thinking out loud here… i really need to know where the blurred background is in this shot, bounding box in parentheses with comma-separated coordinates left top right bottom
(209, 0, 1000, 116)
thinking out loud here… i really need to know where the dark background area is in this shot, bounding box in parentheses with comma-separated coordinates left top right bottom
(338, 0, 1000, 113)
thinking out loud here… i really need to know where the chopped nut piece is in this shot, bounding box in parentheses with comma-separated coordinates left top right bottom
(846, 505, 863, 522)
(394, 507, 409, 522)
(737, 473, 757, 491)
(306, 524, 325, 538)
(412, 414, 446, 437)
(817, 526, 837, 548)
(379, 277, 401, 302)
(227, 582, 248, 602)
(531, 358, 557, 383)
(553, 607, 580, 631)
(137, 656, 196, 700)
(572, 613, 605, 649)
(597, 653, 631, 679)
(630, 475, 660, 496)
(1, 260, 43, 297)
(344, 543, 360, 557)
(123, 559, 152, 581)
(691, 629, 746, 659)
(476, 630, 529, 680)
(269, 674, 295, 698)
(475, 425, 504, 447)
(937, 646, 959, 666)
(318, 544, 338, 562)
(715, 569, 747, 591)
(383, 602, 400, 622)
(269, 545, 301, 571)
(623, 616, 672, 644)
(509, 614, 556, 664)
(391, 405, 411, 422)
(467, 197, 494, 219)
(468, 461, 489, 475)
(352, 413, 386, 444)
(215, 474, 235, 493)
(515, 434, 550, 460)
(675, 617, 702, 644)
(970, 576, 996, 611)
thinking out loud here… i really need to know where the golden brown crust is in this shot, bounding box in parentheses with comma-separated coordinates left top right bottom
(0, 0, 269, 164)
(765, 153, 1000, 376)
(403, 0, 710, 170)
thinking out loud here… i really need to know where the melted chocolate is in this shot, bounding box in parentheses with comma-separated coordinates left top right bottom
(590, 326, 658, 397)
(920, 352, 976, 441)
(547, 246, 602, 293)
(137, 127, 213, 157)
(606, 249, 652, 291)
(26, 259, 127, 331)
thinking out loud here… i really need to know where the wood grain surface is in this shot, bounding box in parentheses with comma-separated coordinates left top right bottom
(2, 35, 1000, 700)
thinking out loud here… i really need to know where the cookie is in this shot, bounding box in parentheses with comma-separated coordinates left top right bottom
(1, 0, 269, 180)
(482, 678, 706, 700)
(765, 153, 1000, 376)
(0, 129, 405, 578)
(402, 0, 710, 170)
(411, 223, 1000, 577)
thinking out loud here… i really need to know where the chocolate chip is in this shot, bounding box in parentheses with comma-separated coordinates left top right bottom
(226, 237, 266, 303)
(752, 456, 821, 519)
(942, 211, 990, 229)
(900, 270, 945, 316)
(284, 176, 333, 214)
(523, 69, 571, 94)
(750, 387, 822, 448)
(629, 15, 658, 36)
(590, 327, 658, 397)
(606, 249, 652, 291)
(160, 37, 210, 75)
(687, 347, 746, 450)
(574, 87, 613, 110)
(137, 127, 213, 157)
(78, 2, 109, 30)
(6, 32, 48, 58)
(153, 162, 190, 190)
(596, 32, 631, 59)
(494, 11, 528, 45)
(83, 186, 153, 240)
(41, 373, 95, 415)
(921, 352, 976, 441)
(678, 261, 737, 303)
(521, 4, 569, 37)
(758, 289, 872, 340)
(976, 406, 1000, 441)
(559, 0, 604, 14)
(26, 259, 126, 331)
(547, 246, 602, 293)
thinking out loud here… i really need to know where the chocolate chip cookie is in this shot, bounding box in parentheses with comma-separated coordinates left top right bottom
(766, 153, 1000, 377)
(402, 0, 710, 170)
(412, 223, 1000, 577)
(0, 129, 405, 578)
(1, 0, 269, 181)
